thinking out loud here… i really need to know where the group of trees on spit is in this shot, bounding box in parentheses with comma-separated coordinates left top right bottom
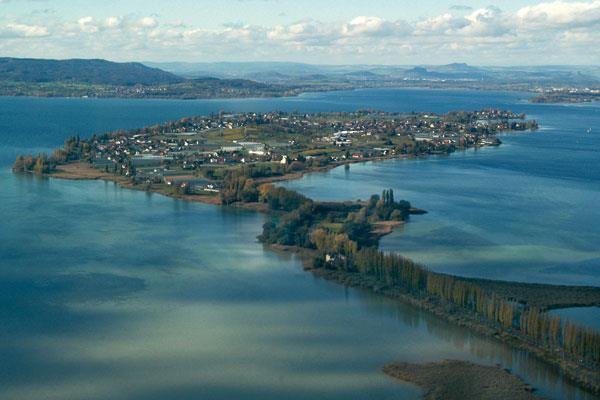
(348, 248, 600, 365)
(249, 184, 600, 367)
(12, 135, 86, 174)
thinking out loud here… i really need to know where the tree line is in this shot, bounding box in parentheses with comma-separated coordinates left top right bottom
(320, 239, 600, 365)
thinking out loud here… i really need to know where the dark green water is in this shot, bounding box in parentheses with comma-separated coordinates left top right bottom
(1, 90, 599, 399)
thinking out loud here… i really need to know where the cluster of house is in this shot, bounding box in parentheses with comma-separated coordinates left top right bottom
(313, 110, 516, 150)
(541, 87, 600, 95)
(87, 109, 524, 191)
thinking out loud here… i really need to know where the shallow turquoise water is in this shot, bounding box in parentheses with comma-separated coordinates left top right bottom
(1, 90, 599, 399)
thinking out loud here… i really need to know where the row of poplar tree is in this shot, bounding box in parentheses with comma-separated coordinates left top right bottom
(322, 242, 600, 364)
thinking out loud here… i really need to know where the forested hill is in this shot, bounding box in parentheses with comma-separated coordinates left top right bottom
(0, 57, 185, 85)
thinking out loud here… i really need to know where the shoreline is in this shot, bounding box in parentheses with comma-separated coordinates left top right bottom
(46, 154, 417, 208)
(48, 162, 223, 206)
(5, 85, 596, 105)
(47, 160, 425, 225)
(3, 84, 590, 105)
(45, 139, 505, 208)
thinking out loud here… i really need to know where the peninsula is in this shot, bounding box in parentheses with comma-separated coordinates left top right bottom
(13, 109, 600, 396)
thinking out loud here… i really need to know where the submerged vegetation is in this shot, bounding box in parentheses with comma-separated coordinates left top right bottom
(383, 359, 543, 400)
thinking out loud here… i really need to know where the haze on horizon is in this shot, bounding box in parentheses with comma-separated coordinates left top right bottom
(0, 0, 599, 66)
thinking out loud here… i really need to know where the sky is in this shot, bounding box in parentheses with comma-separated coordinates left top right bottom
(0, 0, 599, 65)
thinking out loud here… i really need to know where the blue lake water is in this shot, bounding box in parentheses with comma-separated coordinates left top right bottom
(550, 307, 600, 331)
(1, 89, 599, 400)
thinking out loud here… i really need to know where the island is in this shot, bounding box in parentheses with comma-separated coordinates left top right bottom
(13, 109, 600, 396)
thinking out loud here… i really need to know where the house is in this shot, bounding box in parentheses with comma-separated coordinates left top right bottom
(220, 145, 243, 153)
(131, 155, 172, 167)
(238, 142, 266, 155)
(414, 135, 433, 143)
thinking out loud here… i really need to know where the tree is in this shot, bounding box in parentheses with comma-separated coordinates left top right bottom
(33, 157, 45, 174)
(12, 156, 26, 172)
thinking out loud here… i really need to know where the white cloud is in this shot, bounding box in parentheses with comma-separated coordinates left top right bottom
(415, 7, 508, 37)
(458, 7, 509, 36)
(104, 16, 122, 29)
(77, 16, 99, 33)
(1, 1, 599, 64)
(341, 16, 391, 36)
(559, 30, 592, 42)
(0, 22, 48, 37)
(517, 0, 600, 28)
(138, 16, 158, 28)
(415, 13, 466, 34)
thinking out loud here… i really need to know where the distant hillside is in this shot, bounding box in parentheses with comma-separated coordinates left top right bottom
(404, 64, 489, 80)
(0, 58, 184, 86)
(146, 61, 600, 88)
(145, 61, 324, 79)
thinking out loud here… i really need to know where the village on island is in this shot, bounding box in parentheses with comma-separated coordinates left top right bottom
(13, 109, 538, 200)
